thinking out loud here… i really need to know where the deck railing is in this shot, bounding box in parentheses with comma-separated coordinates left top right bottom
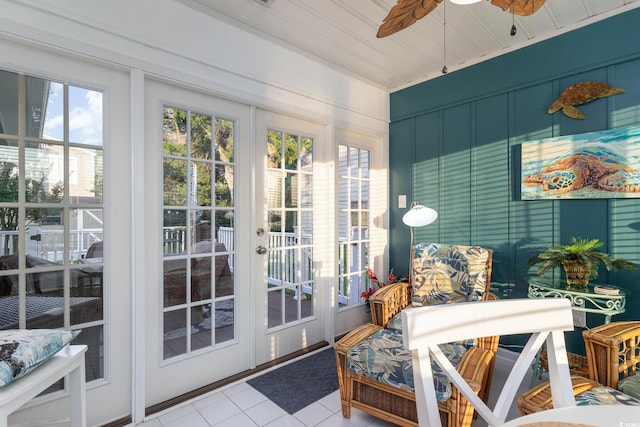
(2, 225, 361, 305)
(1, 228, 103, 262)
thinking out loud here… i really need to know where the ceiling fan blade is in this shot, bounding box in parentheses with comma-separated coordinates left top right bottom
(377, 0, 443, 38)
(491, 0, 546, 16)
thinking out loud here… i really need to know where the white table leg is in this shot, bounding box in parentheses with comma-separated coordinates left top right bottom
(68, 360, 87, 427)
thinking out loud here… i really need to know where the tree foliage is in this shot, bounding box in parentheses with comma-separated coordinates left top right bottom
(162, 108, 235, 223)
(0, 162, 63, 254)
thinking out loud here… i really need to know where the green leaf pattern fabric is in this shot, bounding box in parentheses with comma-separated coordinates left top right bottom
(411, 243, 490, 307)
(346, 328, 468, 402)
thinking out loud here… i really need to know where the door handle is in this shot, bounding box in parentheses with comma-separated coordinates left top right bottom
(256, 246, 267, 255)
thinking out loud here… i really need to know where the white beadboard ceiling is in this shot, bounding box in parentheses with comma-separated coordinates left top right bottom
(176, 0, 640, 92)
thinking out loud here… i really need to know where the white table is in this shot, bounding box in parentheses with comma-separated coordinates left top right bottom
(501, 405, 640, 426)
(0, 345, 87, 427)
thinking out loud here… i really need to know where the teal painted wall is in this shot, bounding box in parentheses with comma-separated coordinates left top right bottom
(389, 8, 640, 353)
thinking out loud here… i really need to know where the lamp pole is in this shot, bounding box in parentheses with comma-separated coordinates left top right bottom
(402, 201, 438, 284)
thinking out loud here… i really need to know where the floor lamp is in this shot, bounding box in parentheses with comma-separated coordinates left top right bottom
(402, 201, 438, 284)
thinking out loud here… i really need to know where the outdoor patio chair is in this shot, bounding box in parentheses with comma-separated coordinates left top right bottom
(403, 298, 578, 427)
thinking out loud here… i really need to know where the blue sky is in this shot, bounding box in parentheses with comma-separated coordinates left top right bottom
(43, 82, 103, 146)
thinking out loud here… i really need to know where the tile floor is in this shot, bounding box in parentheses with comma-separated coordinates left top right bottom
(134, 347, 531, 427)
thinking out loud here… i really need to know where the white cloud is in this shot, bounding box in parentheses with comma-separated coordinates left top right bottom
(69, 90, 103, 146)
(43, 83, 63, 140)
(43, 84, 103, 145)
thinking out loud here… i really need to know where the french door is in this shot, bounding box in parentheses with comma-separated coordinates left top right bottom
(143, 81, 331, 405)
(143, 79, 252, 405)
(0, 41, 133, 426)
(253, 110, 329, 365)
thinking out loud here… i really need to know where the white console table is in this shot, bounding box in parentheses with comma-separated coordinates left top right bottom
(0, 345, 87, 427)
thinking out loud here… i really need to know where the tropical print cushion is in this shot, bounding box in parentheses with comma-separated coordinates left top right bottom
(460, 246, 491, 300)
(346, 328, 468, 402)
(0, 329, 81, 387)
(411, 243, 490, 307)
(386, 312, 403, 332)
(575, 385, 640, 405)
(411, 254, 470, 306)
(618, 374, 640, 400)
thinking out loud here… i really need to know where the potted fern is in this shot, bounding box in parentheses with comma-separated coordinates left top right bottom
(527, 237, 637, 286)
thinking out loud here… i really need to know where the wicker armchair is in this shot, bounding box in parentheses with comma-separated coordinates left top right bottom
(583, 321, 640, 398)
(517, 321, 640, 415)
(334, 244, 499, 427)
(369, 281, 500, 405)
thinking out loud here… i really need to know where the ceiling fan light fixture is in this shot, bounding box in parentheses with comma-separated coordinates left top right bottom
(450, 0, 482, 4)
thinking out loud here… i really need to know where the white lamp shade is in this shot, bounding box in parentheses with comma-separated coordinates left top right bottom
(450, 0, 482, 4)
(402, 203, 438, 227)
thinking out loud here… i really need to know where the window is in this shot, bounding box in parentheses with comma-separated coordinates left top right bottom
(0, 69, 104, 385)
(161, 106, 235, 359)
(265, 129, 314, 327)
(337, 145, 371, 307)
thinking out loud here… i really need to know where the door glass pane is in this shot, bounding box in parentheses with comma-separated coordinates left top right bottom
(25, 76, 51, 139)
(267, 288, 283, 328)
(163, 158, 187, 206)
(43, 82, 63, 141)
(190, 113, 212, 160)
(0, 70, 18, 135)
(215, 164, 233, 207)
(214, 299, 234, 344)
(267, 130, 281, 168)
(285, 173, 297, 208)
(161, 106, 236, 360)
(284, 133, 297, 170)
(71, 148, 103, 204)
(164, 309, 187, 359)
(267, 171, 281, 209)
(68, 86, 103, 146)
(214, 118, 234, 163)
(337, 145, 372, 307)
(265, 128, 313, 329)
(191, 305, 211, 351)
(164, 259, 187, 308)
(300, 137, 313, 169)
(301, 175, 312, 208)
(163, 209, 187, 256)
(193, 161, 212, 207)
(25, 143, 64, 203)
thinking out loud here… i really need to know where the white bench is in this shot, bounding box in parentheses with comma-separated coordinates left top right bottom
(0, 345, 87, 427)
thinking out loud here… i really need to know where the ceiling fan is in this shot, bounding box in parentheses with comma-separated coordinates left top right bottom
(377, 0, 547, 38)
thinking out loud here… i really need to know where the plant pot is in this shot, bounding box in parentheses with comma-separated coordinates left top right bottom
(561, 259, 590, 286)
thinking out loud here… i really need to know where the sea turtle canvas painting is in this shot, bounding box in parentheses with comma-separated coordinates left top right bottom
(521, 125, 640, 200)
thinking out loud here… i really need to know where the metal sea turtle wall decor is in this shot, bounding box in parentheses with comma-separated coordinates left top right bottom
(548, 81, 625, 120)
